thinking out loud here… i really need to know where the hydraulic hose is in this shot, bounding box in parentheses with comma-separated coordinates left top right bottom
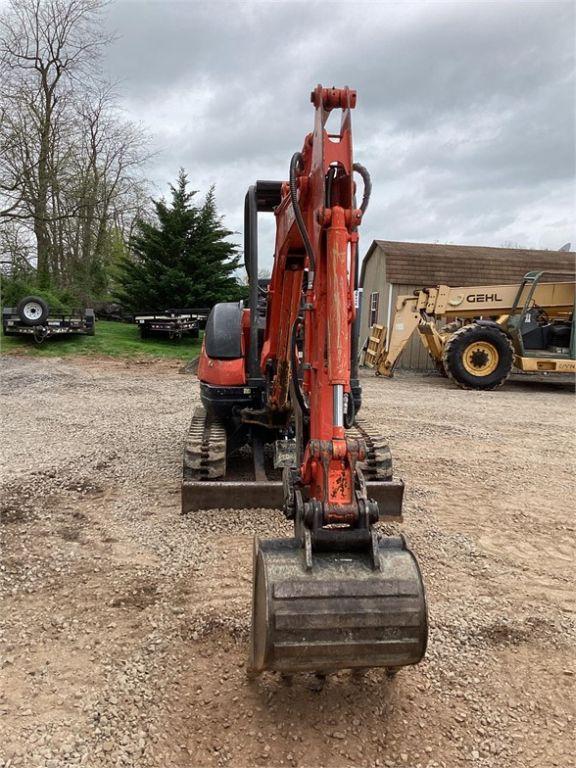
(325, 164, 337, 208)
(353, 162, 372, 215)
(350, 163, 371, 391)
(245, 186, 261, 381)
(290, 319, 310, 419)
(289, 152, 315, 273)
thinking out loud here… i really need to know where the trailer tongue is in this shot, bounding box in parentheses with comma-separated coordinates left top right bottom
(183, 85, 428, 675)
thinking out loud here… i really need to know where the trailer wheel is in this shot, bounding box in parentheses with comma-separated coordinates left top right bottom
(443, 323, 513, 390)
(17, 295, 49, 326)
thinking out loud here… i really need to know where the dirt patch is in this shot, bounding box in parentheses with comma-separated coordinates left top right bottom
(110, 578, 159, 610)
(67, 354, 185, 375)
(57, 525, 83, 542)
(0, 503, 27, 524)
(0, 357, 574, 768)
(64, 480, 104, 496)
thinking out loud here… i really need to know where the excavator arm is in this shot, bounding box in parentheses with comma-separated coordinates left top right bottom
(251, 85, 368, 521)
(191, 86, 428, 676)
(249, 87, 428, 674)
(266, 86, 362, 518)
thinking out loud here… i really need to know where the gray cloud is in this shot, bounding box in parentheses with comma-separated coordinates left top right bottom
(104, 0, 575, 263)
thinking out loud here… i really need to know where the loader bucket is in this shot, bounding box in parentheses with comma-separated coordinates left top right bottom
(249, 535, 427, 674)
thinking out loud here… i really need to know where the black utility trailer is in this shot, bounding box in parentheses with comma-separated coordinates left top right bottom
(134, 309, 208, 340)
(2, 296, 95, 344)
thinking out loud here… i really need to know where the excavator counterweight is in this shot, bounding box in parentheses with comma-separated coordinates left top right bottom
(183, 86, 428, 675)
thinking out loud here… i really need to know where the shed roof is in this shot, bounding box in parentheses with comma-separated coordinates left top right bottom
(361, 240, 575, 288)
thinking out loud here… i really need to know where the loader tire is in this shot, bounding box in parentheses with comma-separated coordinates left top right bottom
(443, 323, 513, 390)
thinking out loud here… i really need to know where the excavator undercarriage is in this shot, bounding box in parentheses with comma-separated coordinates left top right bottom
(182, 407, 397, 511)
(182, 85, 428, 675)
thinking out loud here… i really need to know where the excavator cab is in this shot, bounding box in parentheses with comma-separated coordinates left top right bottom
(183, 86, 428, 676)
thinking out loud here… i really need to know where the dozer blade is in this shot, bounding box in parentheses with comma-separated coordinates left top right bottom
(249, 535, 427, 674)
(181, 477, 404, 515)
(183, 479, 284, 511)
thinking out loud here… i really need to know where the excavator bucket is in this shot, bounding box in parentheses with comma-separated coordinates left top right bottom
(250, 535, 427, 674)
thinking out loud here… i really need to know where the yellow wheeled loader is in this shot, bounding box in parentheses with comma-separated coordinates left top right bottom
(371, 271, 575, 389)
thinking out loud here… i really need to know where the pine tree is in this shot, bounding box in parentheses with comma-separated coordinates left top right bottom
(116, 170, 244, 312)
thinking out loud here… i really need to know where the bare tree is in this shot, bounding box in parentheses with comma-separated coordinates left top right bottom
(0, 219, 35, 274)
(0, 0, 148, 299)
(61, 91, 149, 298)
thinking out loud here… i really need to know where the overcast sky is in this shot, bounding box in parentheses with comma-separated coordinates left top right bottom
(103, 0, 575, 266)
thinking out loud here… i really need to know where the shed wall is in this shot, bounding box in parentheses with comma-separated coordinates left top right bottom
(359, 250, 386, 345)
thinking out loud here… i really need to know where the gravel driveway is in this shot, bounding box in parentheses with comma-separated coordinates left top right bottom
(0, 355, 574, 768)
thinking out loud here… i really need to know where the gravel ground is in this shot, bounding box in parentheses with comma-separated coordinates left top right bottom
(0, 355, 574, 768)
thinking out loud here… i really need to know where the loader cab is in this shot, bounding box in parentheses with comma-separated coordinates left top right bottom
(508, 270, 575, 372)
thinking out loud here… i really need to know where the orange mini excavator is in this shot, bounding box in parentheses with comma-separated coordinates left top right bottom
(183, 85, 428, 675)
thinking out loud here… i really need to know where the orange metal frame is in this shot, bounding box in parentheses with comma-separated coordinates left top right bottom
(260, 85, 364, 518)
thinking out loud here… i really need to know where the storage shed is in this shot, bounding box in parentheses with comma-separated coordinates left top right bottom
(359, 240, 575, 370)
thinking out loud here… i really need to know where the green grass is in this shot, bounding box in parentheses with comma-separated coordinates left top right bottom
(0, 320, 202, 361)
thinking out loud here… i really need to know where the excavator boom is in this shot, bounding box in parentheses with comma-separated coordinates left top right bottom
(187, 86, 428, 676)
